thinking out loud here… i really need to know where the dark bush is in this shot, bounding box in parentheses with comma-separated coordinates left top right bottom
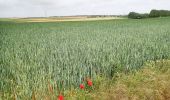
(128, 10, 170, 19)
(128, 12, 149, 19)
(149, 10, 160, 17)
(128, 12, 142, 19)
(140, 13, 149, 18)
(149, 9, 170, 17)
(159, 10, 170, 17)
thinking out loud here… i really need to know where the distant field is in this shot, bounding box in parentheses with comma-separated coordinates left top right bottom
(0, 16, 125, 22)
(0, 17, 170, 99)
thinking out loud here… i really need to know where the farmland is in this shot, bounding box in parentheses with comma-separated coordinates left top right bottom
(0, 17, 170, 99)
(0, 16, 124, 23)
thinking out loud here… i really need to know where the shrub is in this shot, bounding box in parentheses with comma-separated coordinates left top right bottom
(149, 9, 170, 17)
(140, 13, 149, 18)
(149, 10, 160, 17)
(128, 12, 142, 19)
(128, 12, 149, 19)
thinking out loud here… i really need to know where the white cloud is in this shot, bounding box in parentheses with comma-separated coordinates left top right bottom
(0, 0, 170, 17)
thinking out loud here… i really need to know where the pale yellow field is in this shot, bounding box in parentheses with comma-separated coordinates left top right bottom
(9, 17, 125, 22)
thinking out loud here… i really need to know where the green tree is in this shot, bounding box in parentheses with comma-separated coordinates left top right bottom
(128, 12, 149, 19)
(128, 12, 142, 19)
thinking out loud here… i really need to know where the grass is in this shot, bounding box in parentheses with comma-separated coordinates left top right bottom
(0, 17, 170, 99)
(63, 60, 170, 100)
(3, 60, 169, 100)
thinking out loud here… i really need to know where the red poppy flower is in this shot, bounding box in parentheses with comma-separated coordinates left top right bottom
(87, 80, 93, 86)
(79, 84, 85, 89)
(58, 94, 64, 100)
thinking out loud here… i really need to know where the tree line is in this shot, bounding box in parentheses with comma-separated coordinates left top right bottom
(128, 9, 170, 19)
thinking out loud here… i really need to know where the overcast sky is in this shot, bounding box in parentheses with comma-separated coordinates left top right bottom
(0, 0, 170, 18)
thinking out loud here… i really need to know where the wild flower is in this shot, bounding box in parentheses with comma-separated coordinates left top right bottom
(79, 84, 85, 89)
(87, 79, 93, 86)
(58, 94, 64, 100)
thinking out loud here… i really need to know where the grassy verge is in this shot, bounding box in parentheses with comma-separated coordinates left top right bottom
(63, 60, 170, 100)
(2, 60, 169, 100)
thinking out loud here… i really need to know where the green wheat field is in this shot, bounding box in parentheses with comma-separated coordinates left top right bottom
(0, 17, 170, 99)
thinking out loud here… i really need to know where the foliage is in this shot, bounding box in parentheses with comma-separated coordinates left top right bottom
(128, 12, 149, 19)
(128, 9, 170, 19)
(128, 12, 142, 19)
(149, 9, 170, 17)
